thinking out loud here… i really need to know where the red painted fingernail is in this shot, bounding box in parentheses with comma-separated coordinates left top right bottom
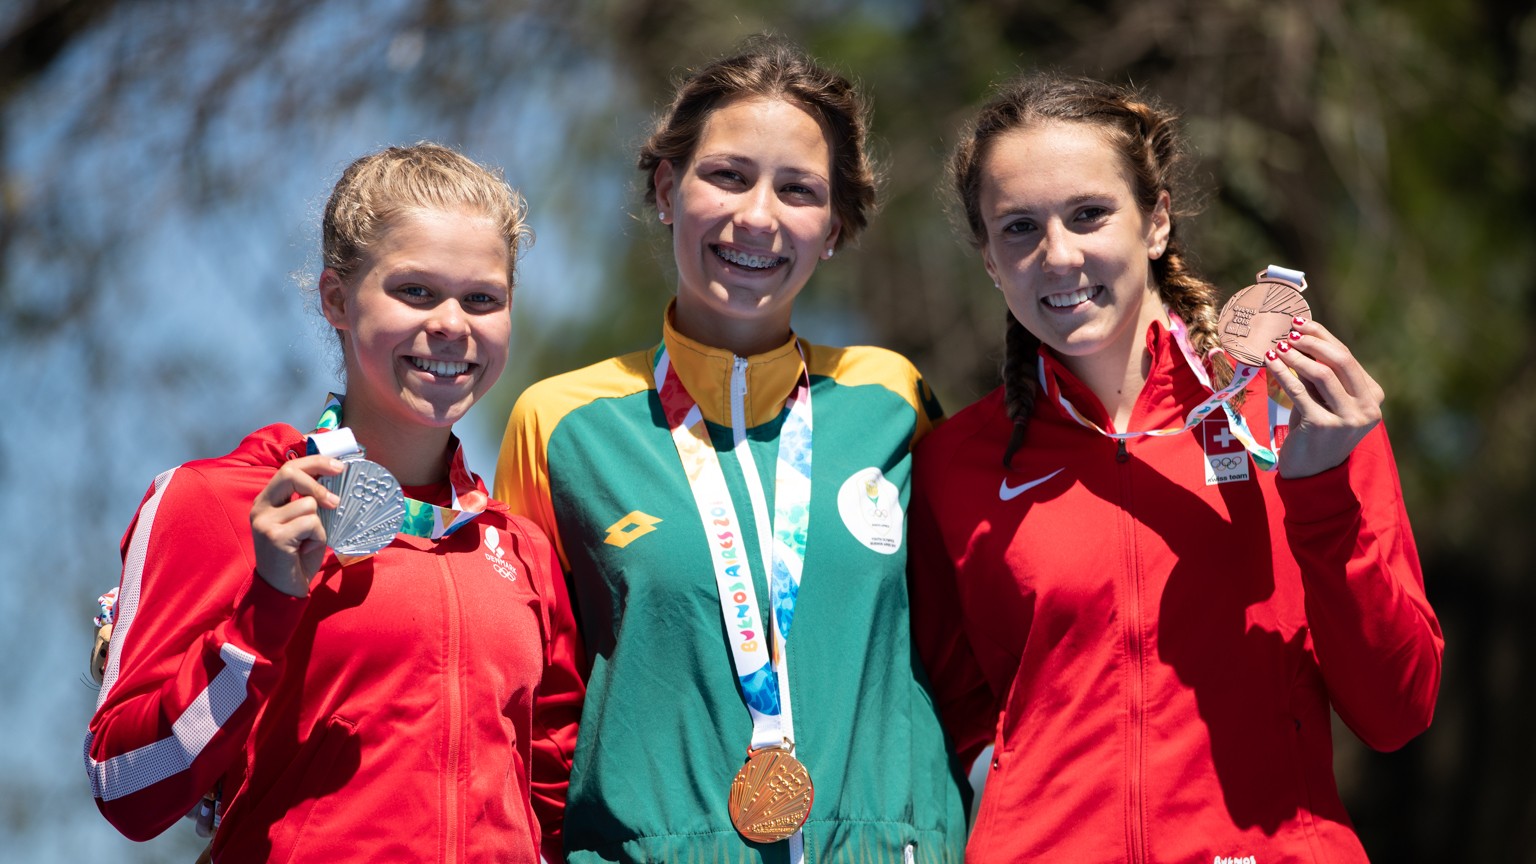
(1289, 330, 1302, 341)
(1293, 316, 1307, 325)
(1265, 350, 1278, 361)
(1278, 341, 1291, 353)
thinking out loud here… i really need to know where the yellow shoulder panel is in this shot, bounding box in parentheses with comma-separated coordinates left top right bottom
(800, 342, 944, 447)
(493, 348, 656, 570)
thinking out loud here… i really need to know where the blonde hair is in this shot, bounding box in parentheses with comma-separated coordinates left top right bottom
(323, 143, 532, 284)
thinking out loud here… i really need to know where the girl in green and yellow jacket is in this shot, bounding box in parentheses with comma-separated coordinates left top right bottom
(494, 36, 969, 864)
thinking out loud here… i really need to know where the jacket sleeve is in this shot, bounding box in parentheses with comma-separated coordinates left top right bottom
(523, 521, 585, 864)
(84, 466, 308, 841)
(1277, 422, 1443, 751)
(906, 446, 999, 770)
(495, 391, 570, 572)
(909, 368, 946, 448)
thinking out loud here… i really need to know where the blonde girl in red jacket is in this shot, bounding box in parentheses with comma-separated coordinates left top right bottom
(909, 73, 1442, 863)
(85, 144, 582, 863)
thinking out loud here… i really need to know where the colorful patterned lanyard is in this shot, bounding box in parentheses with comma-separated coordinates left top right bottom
(1036, 268, 1309, 472)
(312, 393, 487, 539)
(653, 347, 814, 752)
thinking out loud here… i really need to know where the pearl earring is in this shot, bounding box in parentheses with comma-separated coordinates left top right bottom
(658, 211, 667, 222)
(825, 248, 835, 259)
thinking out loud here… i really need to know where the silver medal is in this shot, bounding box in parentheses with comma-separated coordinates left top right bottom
(318, 454, 405, 556)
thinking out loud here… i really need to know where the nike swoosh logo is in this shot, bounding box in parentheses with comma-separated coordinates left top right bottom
(999, 468, 1064, 501)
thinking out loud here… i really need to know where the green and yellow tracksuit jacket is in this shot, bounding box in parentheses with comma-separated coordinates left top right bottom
(494, 310, 968, 864)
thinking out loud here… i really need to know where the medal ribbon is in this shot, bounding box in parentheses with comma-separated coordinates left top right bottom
(311, 393, 487, 539)
(1039, 266, 1306, 471)
(653, 346, 813, 756)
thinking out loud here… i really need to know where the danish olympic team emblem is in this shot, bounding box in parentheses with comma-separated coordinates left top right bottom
(483, 525, 518, 582)
(837, 467, 903, 555)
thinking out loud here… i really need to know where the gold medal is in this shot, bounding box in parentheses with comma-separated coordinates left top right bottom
(1217, 277, 1311, 367)
(728, 746, 814, 843)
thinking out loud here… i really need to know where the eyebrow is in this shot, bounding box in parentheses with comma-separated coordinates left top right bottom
(992, 192, 1117, 215)
(386, 265, 510, 290)
(696, 152, 830, 184)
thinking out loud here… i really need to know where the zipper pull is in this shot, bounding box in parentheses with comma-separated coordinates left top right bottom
(1116, 439, 1129, 463)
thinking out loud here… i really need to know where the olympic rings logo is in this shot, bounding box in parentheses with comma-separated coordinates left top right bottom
(1209, 455, 1245, 470)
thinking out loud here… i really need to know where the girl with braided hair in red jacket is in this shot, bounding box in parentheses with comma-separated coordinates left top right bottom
(909, 73, 1442, 863)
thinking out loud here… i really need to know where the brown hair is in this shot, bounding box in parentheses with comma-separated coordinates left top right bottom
(323, 142, 532, 285)
(637, 35, 877, 247)
(949, 73, 1227, 466)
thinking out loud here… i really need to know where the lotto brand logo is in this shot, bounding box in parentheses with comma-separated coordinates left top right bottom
(604, 510, 662, 548)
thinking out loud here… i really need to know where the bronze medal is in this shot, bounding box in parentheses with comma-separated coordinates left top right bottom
(728, 747, 814, 843)
(1217, 277, 1312, 367)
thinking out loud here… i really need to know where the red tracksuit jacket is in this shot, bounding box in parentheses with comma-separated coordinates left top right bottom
(909, 321, 1442, 863)
(85, 423, 583, 862)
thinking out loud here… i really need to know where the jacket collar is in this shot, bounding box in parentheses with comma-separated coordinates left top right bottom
(1038, 318, 1207, 430)
(661, 302, 803, 429)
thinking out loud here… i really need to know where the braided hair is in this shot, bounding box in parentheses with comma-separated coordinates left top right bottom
(949, 73, 1230, 466)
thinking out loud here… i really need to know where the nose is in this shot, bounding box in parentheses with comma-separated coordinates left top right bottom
(1039, 221, 1083, 273)
(735, 181, 778, 235)
(427, 298, 470, 340)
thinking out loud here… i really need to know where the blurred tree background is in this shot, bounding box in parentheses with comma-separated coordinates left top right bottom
(2, 0, 1531, 860)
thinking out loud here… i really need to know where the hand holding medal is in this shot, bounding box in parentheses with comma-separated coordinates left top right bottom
(1218, 266, 1385, 479)
(250, 428, 406, 596)
(1258, 316, 1386, 480)
(250, 454, 347, 597)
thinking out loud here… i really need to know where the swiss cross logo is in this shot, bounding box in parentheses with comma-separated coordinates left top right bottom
(1202, 418, 1244, 454)
(1200, 415, 1251, 485)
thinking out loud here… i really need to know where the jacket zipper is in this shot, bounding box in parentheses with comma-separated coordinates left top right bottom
(438, 555, 464, 862)
(731, 356, 749, 441)
(1116, 435, 1145, 864)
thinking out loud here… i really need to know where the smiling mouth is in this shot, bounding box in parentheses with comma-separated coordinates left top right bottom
(408, 357, 472, 377)
(713, 244, 787, 271)
(1043, 285, 1103, 309)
